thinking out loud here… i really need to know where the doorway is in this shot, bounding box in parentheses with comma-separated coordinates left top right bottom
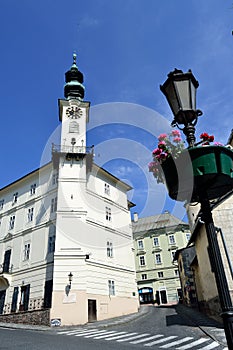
(0, 290, 6, 314)
(88, 299, 97, 322)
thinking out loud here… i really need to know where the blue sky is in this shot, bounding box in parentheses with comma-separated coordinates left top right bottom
(1, 0, 233, 220)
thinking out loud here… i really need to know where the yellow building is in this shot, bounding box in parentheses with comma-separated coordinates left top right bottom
(132, 212, 190, 305)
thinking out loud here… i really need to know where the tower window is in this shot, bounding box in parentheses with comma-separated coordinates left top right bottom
(137, 240, 144, 249)
(158, 271, 164, 278)
(69, 121, 79, 133)
(153, 237, 159, 246)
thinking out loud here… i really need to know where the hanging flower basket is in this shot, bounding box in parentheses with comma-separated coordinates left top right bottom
(161, 145, 233, 202)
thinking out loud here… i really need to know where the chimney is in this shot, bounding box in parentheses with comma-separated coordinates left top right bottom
(133, 212, 138, 222)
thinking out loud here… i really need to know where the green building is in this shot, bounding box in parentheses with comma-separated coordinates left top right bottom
(132, 212, 190, 305)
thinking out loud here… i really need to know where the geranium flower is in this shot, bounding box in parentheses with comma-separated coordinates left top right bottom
(158, 133, 168, 141)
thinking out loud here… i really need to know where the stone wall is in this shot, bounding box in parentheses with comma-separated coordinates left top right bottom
(0, 309, 50, 326)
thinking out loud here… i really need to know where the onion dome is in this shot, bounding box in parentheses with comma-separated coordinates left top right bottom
(64, 53, 85, 100)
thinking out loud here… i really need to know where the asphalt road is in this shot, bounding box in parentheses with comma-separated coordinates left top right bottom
(0, 305, 227, 350)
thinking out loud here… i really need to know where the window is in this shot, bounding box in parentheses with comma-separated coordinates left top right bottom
(107, 241, 113, 257)
(19, 284, 30, 311)
(186, 233, 191, 241)
(51, 197, 57, 213)
(52, 171, 58, 185)
(138, 240, 144, 249)
(48, 235, 56, 253)
(24, 243, 30, 260)
(69, 121, 79, 133)
(12, 192, 18, 204)
(104, 183, 110, 195)
(141, 274, 147, 280)
(9, 216, 15, 230)
(0, 199, 4, 210)
(105, 207, 111, 221)
(28, 208, 34, 222)
(171, 251, 176, 260)
(174, 269, 179, 277)
(139, 255, 145, 266)
(158, 271, 164, 278)
(153, 237, 159, 246)
(108, 280, 115, 296)
(155, 253, 162, 264)
(30, 184, 36, 195)
(169, 235, 176, 245)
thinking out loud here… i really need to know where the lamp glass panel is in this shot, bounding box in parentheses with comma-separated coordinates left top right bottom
(164, 81, 180, 115)
(174, 80, 190, 110)
(190, 81, 196, 110)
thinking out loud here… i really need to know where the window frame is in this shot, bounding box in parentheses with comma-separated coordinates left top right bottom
(139, 255, 146, 266)
(155, 253, 162, 265)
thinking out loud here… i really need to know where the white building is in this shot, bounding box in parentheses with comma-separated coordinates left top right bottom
(0, 54, 139, 326)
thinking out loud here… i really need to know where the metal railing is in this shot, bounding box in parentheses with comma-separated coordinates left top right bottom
(52, 144, 94, 154)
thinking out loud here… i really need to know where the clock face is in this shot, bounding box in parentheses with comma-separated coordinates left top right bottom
(66, 106, 83, 119)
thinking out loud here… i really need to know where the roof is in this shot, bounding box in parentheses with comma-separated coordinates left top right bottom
(132, 212, 189, 236)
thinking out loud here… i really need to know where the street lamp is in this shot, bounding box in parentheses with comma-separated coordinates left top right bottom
(160, 69, 202, 147)
(160, 69, 233, 349)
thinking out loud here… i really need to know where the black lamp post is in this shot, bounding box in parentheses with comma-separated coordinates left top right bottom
(160, 69, 202, 147)
(160, 69, 233, 349)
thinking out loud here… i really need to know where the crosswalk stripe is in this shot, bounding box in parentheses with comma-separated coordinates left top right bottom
(85, 330, 110, 338)
(160, 337, 194, 348)
(106, 332, 138, 340)
(197, 342, 220, 350)
(95, 331, 127, 339)
(130, 334, 164, 344)
(117, 333, 150, 342)
(58, 328, 89, 335)
(144, 336, 177, 346)
(74, 329, 103, 337)
(176, 338, 209, 349)
(93, 331, 117, 339)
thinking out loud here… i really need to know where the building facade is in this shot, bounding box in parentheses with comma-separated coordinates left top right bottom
(0, 54, 139, 326)
(132, 212, 190, 305)
(184, 191, 233, 319)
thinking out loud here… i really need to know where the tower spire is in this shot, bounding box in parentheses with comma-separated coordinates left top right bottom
(64, 52, 85, 100)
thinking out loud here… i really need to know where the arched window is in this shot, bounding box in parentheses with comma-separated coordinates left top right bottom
(69, 121, 79, 133)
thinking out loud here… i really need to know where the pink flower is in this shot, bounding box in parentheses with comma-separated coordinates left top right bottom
(158, 152, 168, 160)
(158, 141, 166, 149)
(214, 142, 223, 146)
(158, 133, 167, 141)
(171, 130, 181, 137)
(152, 148, 161, 155)
(173, 137, 182, 143)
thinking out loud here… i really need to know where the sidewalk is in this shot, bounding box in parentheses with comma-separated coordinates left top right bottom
(176, 303, 227, 347)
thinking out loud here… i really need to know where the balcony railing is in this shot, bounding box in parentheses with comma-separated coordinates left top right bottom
(0, 264, 13, 274)
(2, 298, 44, 315)
(52, 144, 94, 155)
